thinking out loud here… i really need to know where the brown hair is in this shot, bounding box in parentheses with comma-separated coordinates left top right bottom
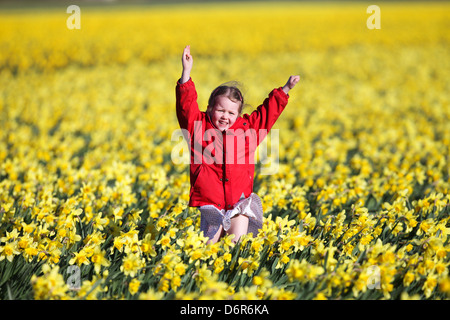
(207, 81, 245, 115)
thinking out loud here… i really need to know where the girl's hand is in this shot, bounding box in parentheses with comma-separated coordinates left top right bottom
(180, 45, 193, 84)
(182, 45, 193, 70)
(282, 75, 300, 94)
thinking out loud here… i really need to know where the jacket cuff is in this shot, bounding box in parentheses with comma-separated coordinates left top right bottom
(275, 87, 290, 100)
(177, 77, 194, 89)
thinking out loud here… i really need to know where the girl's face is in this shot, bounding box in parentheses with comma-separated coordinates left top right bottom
(210, 95, 240, 131)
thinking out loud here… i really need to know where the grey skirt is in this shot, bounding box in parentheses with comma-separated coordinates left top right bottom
(199, 193, 263, 240)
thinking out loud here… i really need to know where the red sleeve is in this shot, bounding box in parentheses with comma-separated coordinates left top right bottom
(175, 78, 202, 133)
(244, 87, 289, 134)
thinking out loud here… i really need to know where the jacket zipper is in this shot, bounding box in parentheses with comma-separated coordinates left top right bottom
(222, 130, 227, 208)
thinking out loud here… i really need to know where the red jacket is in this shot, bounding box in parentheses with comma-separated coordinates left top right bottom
(176, 78, 289, 210)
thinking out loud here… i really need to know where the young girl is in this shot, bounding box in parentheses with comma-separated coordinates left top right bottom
(176, 45, 300, 244)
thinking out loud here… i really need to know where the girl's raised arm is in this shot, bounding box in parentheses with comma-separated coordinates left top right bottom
(180, 45, 193, 84)
(176, 45, 201, 132)
(245, 75, 300, 136)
